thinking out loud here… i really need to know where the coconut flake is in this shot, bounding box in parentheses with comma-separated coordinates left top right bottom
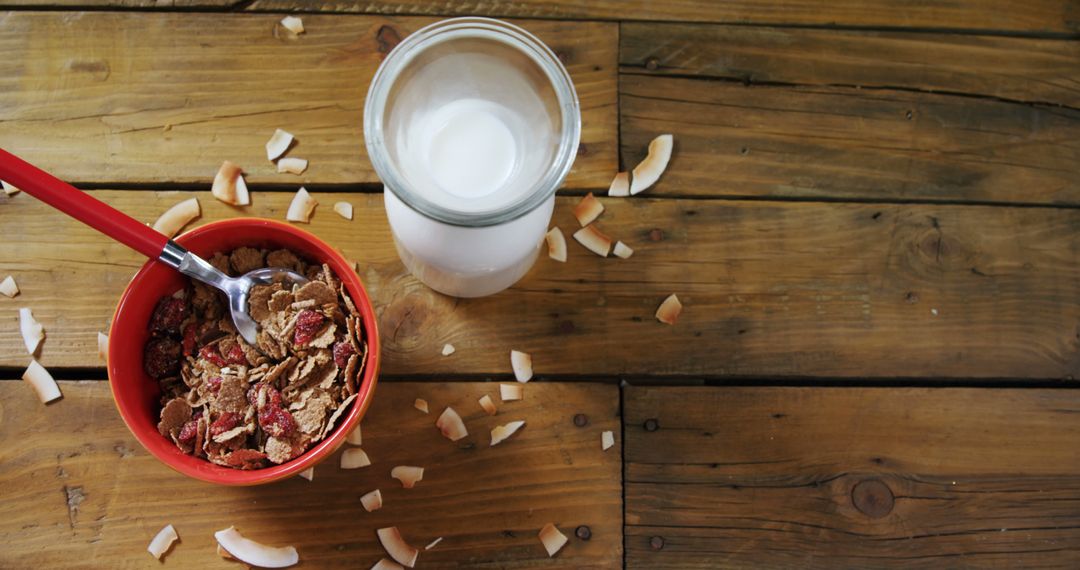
(211, 160, 249, 206)
(510, 350, 533, 382)
(490, 420, 525, 446)
(361, 489, 383, 512)
(630, 134, 673, 195)
(602, 430, 615, 451)
(1, 180, 20, 196)
(441, 343, 455, 356)
(1, 275, 19, 297)
(346, 425, 362, 446)
(655, 294, 683, 325)
(266, 129, 295, 161)
(234, 174, 251, 206)
(334, 201, 354, 220)
(435, 407, 468, 441)
(607, 171, 630, 197)
(424, 537, 443, 551)
(377, 527, 418, 568)
(391, 466, 424, 489)
(214, 526, 298, 568)
(22, 360, 61, 404)
(97, 332, 109, 362)
(341, 448, 371, 469)
(414, 398, 429, 414)
(573, 226, 612, 257)
(478, 395, 497, 416)
(298, 467, 314, 481)
(538, 523, 568, 557)
(613, 241, 634, 259)
(545, 227, 567, 263)
(217, 544, 234, 559)
(152, 197, 201, 238)
(286, 187, 317, 223)
(147, 524, 178, 560)
(19, 307, 44, 355)
(280, 16, 305, 35)
(499, 384, 523, 402)
(277, 157, 308, 175)
(573, 193, 604, 226)
(372, 559, 403, 570)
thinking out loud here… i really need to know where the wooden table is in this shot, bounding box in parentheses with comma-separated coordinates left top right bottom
(0, 2, 1077, 568)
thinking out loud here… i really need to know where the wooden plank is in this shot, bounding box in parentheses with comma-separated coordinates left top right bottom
(2, 0, 237, 6)
(0, 380, 621, 568)
(0, 12, 617, 188)
(620, 74, 1080, 204)
(243, 0, 1080, 35)
(625, 386, 1080, 568)
(621, 23, 1080, 108)
(1, 190, 1077, 379)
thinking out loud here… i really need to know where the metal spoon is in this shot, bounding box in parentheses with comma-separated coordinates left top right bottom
(0, 148, 307, 345)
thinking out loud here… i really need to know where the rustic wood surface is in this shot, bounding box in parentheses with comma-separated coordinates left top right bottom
(0, 381, 621, 568)
(0, 12, 617, 188)
(2, 190, 1076, 379)
(624, 386, 1080, 568)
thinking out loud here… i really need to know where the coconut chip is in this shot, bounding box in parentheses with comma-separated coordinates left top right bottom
(435, 407, 468, 441)
(414, 398, 429, 413)
(538, 523, 568, 557)
(346, 424, 362, 446)
(545, 227, 567, 263)
(573, 226, 612, 257)
(490, 420, 525, 446)
(602, 430, 615, 451)
(424, 537, 443, 551)
(152, 197, 201, 238)
(1, 180, 20, 196)
(510, 350, 533, 382)
(97, 332, 109, 362)
(499, 383, 523, 402)
(19, 307, 44, 355)
(630, 134, 673, 195)
(277, 157, 308, 175)
(298, 467, 314, 481)
(372, 559, 403, 570)
(361, 489, 383, 512)
(334, 201, 354, 220)
(607, 171, 630, 197)
(441, 343, 455, 356)
(573, 192, 604, 226)
(286, 187, 317, 223)
(280, 16, 305, 35)
(211, 160, 250, 206)
(266, 129, 295, 161)
(1, 275, 19, 297)
(377, 527, 418, 568)
(23, 360, 61, 404)
(214, 526, 298, 568)
(613, 241, 634, 259)
(391, 466, 424, 489)
(341, 448, 371, 469)
(147, 524, 179, 560)
(655, 293, 683, 325)
(478, 395, 497, 416)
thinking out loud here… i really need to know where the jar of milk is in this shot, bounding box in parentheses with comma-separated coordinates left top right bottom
(364, 18, 581, 298)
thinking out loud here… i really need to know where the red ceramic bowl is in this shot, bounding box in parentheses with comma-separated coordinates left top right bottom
(108, 218, 380, 485)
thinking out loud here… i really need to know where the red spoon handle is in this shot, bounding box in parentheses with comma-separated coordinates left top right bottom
(0, 148, 168, 260)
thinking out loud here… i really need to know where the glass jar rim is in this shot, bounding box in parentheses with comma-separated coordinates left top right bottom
(363, 17, 581, 228)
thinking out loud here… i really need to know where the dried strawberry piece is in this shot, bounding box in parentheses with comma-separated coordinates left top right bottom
(210, 411, 241, 437)
(225, 343, 248, 366)
(144, 338, 182, 379)
(207, 376, 223, 393)
(177, 419, 199, 444)
(199, 345, 228, 367)
(149, 296, 189, 336)
(225, 448, 267, 468)
(333, 341, 355, 368)
(293, 309, 325, 346)
(192, 409, 204, 420)
(258, 406, 296, 438)
(181, 323, 197, 356)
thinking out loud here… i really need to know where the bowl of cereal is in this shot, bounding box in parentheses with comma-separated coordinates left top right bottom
(108, 218, 380, 485)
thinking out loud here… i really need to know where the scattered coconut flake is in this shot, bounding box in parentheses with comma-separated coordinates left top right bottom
(217, 544, 234, 559)
(545, 227, 567, 263)
(441, 343, 455, 356)
(277, 157, 308, 175)
(538, 523, 568, 557)
(655, 294, 683, 325)
(630, 134, 673, 195)
(499, 383, 523, 402)
(478, 394, 497, 416)
(22, 360, 61, 404)
(613, 241, 634, 259)
(490, 420, 525, 447)
(435, 407, 468, 441)
(424, 537, 443, 551)
(147, 524, 178, 560)
(19, 307, 44, 355)
(341, 448, 371, 469)
(1, 180, 20, 196)
(377, 527, 418, 568)
(266, 128, 295, 161)
(391, 466, 424, 489)
(573, 192, 604, 226)
(211, 160, 250, 206)
(607, 171, 629, 197)
(510, 350, 533, 382)
(414, 398, 429, 414)
(334, 201, 354, 220)
(573, 226, 612, 257)
(152, 197, 201, 238)
(346, 425, 362, 446)
(286, 187, 317, 223)
(1, 275, 19, 297)
(361, 489, 383, 512)
(280, 15, 305, 35)
(372, 559, 404, 570)
(97, 332, 109, 362)
(602, 430, 615, 451)
(214, 526, 298, 568)
(298, 467, 314, 481)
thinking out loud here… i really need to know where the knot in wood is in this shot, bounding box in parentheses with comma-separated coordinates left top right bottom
(573, 413, 589, 427)
(575, 525, 592, 541)
(851, 479, 894, 518)
(643, 418, 659, 432)
(650, 536, 665, 550)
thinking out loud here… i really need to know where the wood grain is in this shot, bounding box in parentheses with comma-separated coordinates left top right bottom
(0, 12, 616, 188)
(0, 380, 621, 568)
(243, 0, 1080, 34)
(621, 23, 1080, 108)
(1, 190, 1077, 379)
(625, 386, 1080, 568)
(621, 75, 1080, 204)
